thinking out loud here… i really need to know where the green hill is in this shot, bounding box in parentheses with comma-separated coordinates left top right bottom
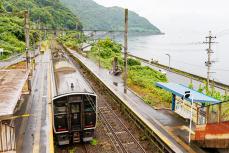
(0, 0, 82, 60)
(2, 0, 82, 30)
(60, 0, 161, 34)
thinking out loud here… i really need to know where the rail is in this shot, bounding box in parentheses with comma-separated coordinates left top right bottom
(99, 103, 147, 153)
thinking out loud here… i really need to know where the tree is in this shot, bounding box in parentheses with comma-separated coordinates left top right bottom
(0, 1, 6, 13)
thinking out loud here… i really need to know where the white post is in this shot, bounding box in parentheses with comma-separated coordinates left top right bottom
(189, 96, 194, 143)
(166, 53, 171, 71)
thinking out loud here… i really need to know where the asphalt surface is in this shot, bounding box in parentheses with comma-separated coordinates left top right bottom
(141, 61, 225, 93)
(0, 54, 24, 68)
(18, 51, 51, 153)
(0, 50, 40, 69)
(68, 48, 206, 153)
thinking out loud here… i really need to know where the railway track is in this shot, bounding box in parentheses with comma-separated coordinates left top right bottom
(98, 104, 147, 153)
(55, 44, 155, 153)
(83, 144, 89, 153)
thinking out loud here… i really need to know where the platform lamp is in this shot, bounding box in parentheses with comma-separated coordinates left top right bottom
(184, 91, 194, 144)
(165, 53, 171, 71)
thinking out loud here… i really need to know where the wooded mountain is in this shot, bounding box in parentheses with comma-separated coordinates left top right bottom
(0, 0, 82, 59)
(2, 0, 82, 30)
(60, 0, 161, 34)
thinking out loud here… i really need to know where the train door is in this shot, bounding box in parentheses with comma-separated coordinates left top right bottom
(70, 104, 81, 131)
(69, 95, 82, 143)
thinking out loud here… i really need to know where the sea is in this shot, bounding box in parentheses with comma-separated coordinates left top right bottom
(113, 29, 229, 85)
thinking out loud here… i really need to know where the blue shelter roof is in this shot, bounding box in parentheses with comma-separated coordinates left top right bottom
(156, 82, 221, 104)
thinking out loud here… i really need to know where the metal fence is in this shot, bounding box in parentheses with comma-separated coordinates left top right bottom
(0, 122, 16, 152)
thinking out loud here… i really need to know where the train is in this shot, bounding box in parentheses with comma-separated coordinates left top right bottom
(50, 48, 97, 145)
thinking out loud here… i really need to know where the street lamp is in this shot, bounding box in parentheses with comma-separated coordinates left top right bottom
(165, 53, 171, 71)
(184, 91, 194, 144)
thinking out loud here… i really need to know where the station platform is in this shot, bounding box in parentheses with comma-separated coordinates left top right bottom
(19, 50, 54, 153)
(67, 48, 208, 153)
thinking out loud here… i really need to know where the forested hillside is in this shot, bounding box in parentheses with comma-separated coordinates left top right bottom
(0, 0, 82, 59)
(2, 0, 82, 29)
(60, 0, 161, 34)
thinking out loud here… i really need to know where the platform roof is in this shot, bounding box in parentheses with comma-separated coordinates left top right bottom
(156, 82, 221, 104)
(0, 69, 29, 118)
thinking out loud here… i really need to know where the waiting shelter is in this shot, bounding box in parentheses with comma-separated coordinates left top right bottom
(156, 82, 229, 148)
(156, 82, 220, 122)
(0, 69, 30, 152)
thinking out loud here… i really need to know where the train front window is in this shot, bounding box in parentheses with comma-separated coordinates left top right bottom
(84, 96, 96, 128)
(54, 115, 68, 132)
(54, 101, 67, 114)
(84, 98, 96, 112)
(84, 112, 96, 128)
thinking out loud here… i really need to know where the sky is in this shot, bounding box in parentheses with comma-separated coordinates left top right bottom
(93, 0, 229, 34)
(93, 0, 229, 84)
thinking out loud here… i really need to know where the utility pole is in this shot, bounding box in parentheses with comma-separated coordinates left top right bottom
(24, 10, 30, 70)
(203, 31, 216, 91)
(124, 9, 128, 94)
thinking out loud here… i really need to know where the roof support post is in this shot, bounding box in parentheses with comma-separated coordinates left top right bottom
(218, 103, 222, 123)
(206, 106, 210, 124)
(172, 94, 176, 111)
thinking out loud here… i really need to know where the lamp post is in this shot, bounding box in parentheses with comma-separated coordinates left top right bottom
(185, 91, 194, 144)
(124, 9, 128, 94)
(165, 53, 171, 71)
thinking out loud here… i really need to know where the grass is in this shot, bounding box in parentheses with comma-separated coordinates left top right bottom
(128, 66, 171, 108)
(86, 38, 172, 108)
(90, 138, 98, 146)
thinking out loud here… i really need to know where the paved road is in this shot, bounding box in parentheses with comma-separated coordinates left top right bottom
(0, 50, 40, 69)
(0, 54, 24, 68)
(141, 61, 226, 94)
(68, 48, 206, 153)
(17, 51, 51, 153)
